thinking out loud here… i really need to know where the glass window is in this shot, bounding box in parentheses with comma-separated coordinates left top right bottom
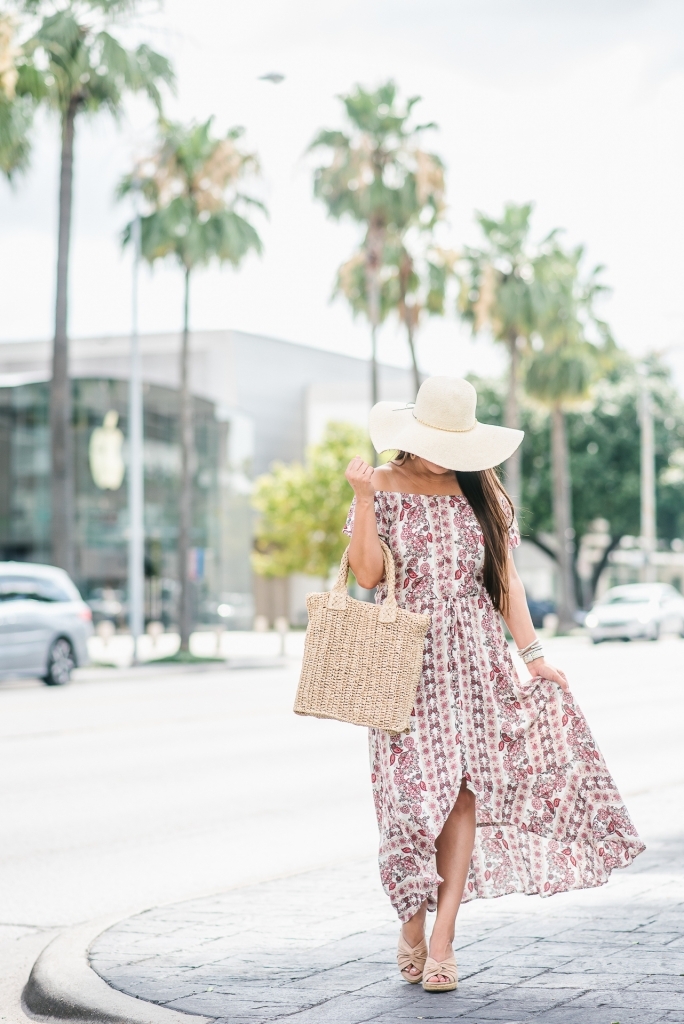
(604, 590, 655, 604)
(0, 377, 250, 628)
(0, 575, 73, 602)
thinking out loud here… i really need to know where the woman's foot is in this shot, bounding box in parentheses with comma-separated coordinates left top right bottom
(425, 939, 456, 986)
(422, 939, 458, 992)
(398, 923, 427, 981)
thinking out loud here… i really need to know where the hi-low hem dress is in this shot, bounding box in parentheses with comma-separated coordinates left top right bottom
(344, 491, 645, 924)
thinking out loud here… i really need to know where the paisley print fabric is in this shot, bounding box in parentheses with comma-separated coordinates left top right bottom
(343, 491, 645, 923)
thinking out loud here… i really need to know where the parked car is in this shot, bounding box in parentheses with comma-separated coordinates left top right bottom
(0, 562, 93, 684)
(584, 583, 684, 643)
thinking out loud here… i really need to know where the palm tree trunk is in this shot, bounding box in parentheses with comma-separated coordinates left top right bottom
(505, 331, 521, 508)
(50, 99, 78, 573)
(366, 267, 380, 466)
(551, 403, 577, 632)
(178, 266, 193, 651)
(365, 221, 384, 410)
(406, 320, 421, 398)
(369, 318, 379, 407)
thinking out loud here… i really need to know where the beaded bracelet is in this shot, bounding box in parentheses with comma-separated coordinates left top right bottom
(517, 639, 544, 664)
(517, 638, 540, 655)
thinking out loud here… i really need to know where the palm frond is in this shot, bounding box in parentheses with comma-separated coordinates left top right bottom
(15, 61, 49, 101)
(119, 117, 265, 272)
(232, 192, 268, 215)
(0, 92, 33, 179)
(308, 128, 350, 152)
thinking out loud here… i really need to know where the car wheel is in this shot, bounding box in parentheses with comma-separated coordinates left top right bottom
(647, 623, 660, 642)
(43, 637, 75, 686)
(591, 637, 603, 644)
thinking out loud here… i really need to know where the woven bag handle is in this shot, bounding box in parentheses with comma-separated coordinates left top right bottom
(327, 540, 398, 623)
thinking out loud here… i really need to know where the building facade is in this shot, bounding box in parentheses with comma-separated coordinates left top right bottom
(0, 330, 414, 627)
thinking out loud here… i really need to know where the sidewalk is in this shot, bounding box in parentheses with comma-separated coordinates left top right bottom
(88, 789, 684, 1024)
(86, 630, 307, 669)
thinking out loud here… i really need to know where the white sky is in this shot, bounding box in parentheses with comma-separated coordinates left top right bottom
(2, 0, 684, 389)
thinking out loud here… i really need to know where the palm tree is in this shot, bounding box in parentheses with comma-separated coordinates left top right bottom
(335, 235, 453, 399)
(119, 118, 265, 650)
(0, 13, 31, 178)
(12, 0, 174, 573)
(525, 245, 612, 631)
(334, 245, 394, 343)
(457, 203, 554, 506)
(310, 81, 445, 408)
(387, 236, 456, 397)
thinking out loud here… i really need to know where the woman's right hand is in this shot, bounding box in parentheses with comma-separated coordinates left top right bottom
(345, 456, 376, 501)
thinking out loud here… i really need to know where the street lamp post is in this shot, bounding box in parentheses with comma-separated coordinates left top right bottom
(638, 369, 656, 583)
(128, 183, 145, 661)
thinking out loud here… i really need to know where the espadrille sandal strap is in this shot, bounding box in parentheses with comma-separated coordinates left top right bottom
(422, 954, 458, 991)
(397, 933, 428, 982)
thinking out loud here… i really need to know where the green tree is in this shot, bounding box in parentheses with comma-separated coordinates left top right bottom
(310, 80, 445, 409)
(457, 203, 555, 506)
(0, 13, 31, 177)
(387, 237, 456, 397)
(10, 0, 174, 573)
(252, 423, 371, 579)
(565, 356, 684, 551)
(119, 117, 264, 649)
(335, 234, 455, 399)
(525, 244, 612, 629)
(473, 358, 684, 603)
(334, 244, 395, 349)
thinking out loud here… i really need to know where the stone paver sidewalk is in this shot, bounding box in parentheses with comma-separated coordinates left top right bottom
(90, 830, 684, 1024)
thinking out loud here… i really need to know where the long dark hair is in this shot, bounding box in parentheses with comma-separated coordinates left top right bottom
(394, 453, 514, 614)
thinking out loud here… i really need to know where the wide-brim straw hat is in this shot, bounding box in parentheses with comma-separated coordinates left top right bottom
(369, 376, 524, 472)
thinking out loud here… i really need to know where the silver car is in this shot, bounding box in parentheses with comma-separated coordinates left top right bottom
(0, 562, 93, 684)
(585, 583, 684, 643)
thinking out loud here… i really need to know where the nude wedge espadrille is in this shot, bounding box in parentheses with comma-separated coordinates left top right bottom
(421, 954, 458, 992)
(397, 932, 428, 984)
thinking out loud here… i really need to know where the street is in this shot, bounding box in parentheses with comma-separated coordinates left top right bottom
(1, 635, 683, 1022)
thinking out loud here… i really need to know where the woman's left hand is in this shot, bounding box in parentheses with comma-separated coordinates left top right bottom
(527, 658, 569, 693)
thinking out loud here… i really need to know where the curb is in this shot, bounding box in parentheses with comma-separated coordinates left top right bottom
(73, 656, 289, 683)
(22, 917, 210, 1024)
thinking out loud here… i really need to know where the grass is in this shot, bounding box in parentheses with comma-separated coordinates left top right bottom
(147, 650, 225, 664)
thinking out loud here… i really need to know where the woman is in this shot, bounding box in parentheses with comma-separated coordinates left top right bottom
(343, 376, 644, 993)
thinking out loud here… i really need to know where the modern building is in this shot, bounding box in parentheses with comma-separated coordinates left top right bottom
(0, 330, 415, 627)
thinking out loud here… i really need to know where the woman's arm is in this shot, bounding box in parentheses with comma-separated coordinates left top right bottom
(503, 554, 569, 692)
(344, 457, 385, 590)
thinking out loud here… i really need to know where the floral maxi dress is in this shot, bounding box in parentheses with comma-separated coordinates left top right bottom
(344, 491, 645, 924)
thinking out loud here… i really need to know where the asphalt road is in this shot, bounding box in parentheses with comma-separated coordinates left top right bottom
(1, 635, 682, 1022)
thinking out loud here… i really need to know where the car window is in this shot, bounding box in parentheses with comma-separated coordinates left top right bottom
(0, 576, 74, 603)
(604, 592, 654, 605)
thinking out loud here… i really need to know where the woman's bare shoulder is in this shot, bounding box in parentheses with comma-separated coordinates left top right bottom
(371, 463, 404, 492)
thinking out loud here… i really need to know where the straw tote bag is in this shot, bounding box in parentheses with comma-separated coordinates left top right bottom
(293, 541, 430, 733)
